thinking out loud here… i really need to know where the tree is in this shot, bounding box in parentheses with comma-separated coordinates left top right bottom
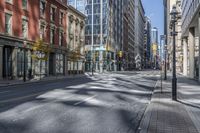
(32, 39, 51, 79)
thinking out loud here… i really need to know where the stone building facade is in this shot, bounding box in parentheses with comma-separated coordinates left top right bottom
(164, 0, 200, 81)
(67, 5, 85, 74)
(181, 0, 200, 80)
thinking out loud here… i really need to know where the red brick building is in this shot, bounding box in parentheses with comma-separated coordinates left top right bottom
(0, 0, 68, 80)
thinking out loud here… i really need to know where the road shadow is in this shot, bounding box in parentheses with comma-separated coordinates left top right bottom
(0, 72, 157, 133)
(0, 76, 94, 113)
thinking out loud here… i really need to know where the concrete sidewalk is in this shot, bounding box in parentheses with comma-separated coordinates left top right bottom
(0, 74, 86, 88)
(177, 75, 200, 133)
(139, 76, 200, 133)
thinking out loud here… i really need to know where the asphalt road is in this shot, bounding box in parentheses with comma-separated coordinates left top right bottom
(0, 71, 159, 133)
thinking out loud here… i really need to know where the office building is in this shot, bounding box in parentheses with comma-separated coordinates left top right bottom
(124, 0, 136, 70)
(135, 0, 145, 69)
(68, 0, 124, 72)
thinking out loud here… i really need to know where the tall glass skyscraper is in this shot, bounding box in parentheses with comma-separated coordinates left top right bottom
(68, 0, 124, 72)
(151, 27, 158, 68)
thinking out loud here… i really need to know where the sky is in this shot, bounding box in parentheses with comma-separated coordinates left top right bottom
(141, 0, 164, 39)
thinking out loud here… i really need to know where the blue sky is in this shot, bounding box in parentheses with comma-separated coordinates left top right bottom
(141, 0, 164, 37)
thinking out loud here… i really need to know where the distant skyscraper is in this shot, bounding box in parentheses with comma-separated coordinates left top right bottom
(152, 27, 158, 44)
(144, 17, 152, 68)
(151, 27, 158, 68)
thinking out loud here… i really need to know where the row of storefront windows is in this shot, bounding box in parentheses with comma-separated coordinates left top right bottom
(2, 46, 65, 79)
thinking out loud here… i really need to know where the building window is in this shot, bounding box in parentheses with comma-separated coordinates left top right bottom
(50, 29, 55, 44)
(59, 12, 64, 25)
(6, 0, 13, 4)
(50, 7, 56, 22)
(56, 54, 64, 74)
(40, 1, 46, 17)
(22, 18, 28, 38)
(22, 0, 28, 9)
(5, 13, 12, 35)
(34, 52, 47, 75)
(59, 32, 63, 46)
(40, 25, 45, 39)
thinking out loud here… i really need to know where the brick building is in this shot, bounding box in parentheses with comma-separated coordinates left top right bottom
(0, 0, 69, 80)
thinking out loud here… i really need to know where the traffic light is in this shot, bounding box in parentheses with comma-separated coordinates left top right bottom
(119, 51, 123, 58)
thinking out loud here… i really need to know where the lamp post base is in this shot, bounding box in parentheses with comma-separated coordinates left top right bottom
(164, 74, 167, 80)
(172, 77, 177, 100)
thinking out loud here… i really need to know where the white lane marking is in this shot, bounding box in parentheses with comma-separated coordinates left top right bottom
(74, 95, 96, 106)
(154, 80, 158, 89)
(0, 91, 10, 94)
(22, 95, 77, 113)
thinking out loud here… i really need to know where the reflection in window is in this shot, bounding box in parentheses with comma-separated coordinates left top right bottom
(5, 13, 12, 35)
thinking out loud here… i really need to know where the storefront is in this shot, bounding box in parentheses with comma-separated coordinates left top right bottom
(0, 38, 34, 80)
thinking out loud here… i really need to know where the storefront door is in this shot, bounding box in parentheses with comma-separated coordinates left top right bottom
(3, 46, 13, 79)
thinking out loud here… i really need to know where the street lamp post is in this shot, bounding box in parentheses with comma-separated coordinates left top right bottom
(164, 43, 167, 80)
(160, 35, 163, 93)
(170, 5, 178, 101)
(23, 41, 27, 82)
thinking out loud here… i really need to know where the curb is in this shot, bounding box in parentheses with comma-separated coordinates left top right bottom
(0, 75, 86, 88)
(137, 80, 159, 133)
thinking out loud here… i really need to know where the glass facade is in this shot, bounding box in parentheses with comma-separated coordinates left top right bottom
(68, 0, 109, 71)
(68, 0, 109, 47)
(151, 27, 158, 44)
(68, 0, 85, 14)
(68, 0, 124, 71)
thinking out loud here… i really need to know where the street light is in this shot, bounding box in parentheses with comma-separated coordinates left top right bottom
(164, 43, 167, 80)
(160, 35, 164, 93)
(170, 5, 178, 101)
(23, 41, 27, 82)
